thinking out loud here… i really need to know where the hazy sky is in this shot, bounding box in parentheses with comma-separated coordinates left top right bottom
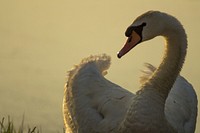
(0, 0, 199, 132)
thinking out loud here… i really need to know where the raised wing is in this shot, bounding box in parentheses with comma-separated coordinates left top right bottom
(63, 54, 134, 133)
(140, 63, 198, 133)
(165, 76, 197, 133)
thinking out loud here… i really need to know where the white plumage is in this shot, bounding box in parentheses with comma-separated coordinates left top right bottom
(63, 11, 197, 133)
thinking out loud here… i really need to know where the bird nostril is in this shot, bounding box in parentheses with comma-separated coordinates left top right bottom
(128, 36, 132, 43)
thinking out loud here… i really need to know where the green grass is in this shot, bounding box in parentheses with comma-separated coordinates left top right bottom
(0, 116, 39, 133)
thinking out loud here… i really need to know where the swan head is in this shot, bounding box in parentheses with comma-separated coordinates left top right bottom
(117, 11, 174, 58)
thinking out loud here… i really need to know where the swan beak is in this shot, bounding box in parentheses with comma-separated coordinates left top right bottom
(117, 31, 141, 58)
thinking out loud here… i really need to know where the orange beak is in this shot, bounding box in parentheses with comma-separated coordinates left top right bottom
(117, 31, 141, 58)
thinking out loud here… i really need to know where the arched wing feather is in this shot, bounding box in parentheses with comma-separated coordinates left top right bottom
(165, 76, 198, 133)
(140, 63, 198, 133)
(63, 54, 134, 133)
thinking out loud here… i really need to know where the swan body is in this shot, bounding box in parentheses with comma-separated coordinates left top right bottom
(63, 11, 197, 133)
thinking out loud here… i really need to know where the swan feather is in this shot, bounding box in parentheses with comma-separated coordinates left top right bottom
(63, 54, 134, 133)
(63, 56, 197, 133)
(140, 63, 198, 133)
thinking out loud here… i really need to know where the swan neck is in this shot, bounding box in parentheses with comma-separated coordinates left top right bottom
(119, 27, 187, 133)
(144, 28, 187, 98)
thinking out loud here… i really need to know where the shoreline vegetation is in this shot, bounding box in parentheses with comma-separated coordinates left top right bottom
(0, 116, 39, 133)
(0, 116, 65, 133)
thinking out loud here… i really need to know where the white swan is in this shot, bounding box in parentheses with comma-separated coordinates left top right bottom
(63, 11, 197, 133)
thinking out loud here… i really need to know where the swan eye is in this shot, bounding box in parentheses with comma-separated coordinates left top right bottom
(125, 22, 146, 38)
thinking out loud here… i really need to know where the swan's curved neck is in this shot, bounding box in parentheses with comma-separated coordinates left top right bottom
(118, 23, 187, 133)
(144, 26, 187, 99)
